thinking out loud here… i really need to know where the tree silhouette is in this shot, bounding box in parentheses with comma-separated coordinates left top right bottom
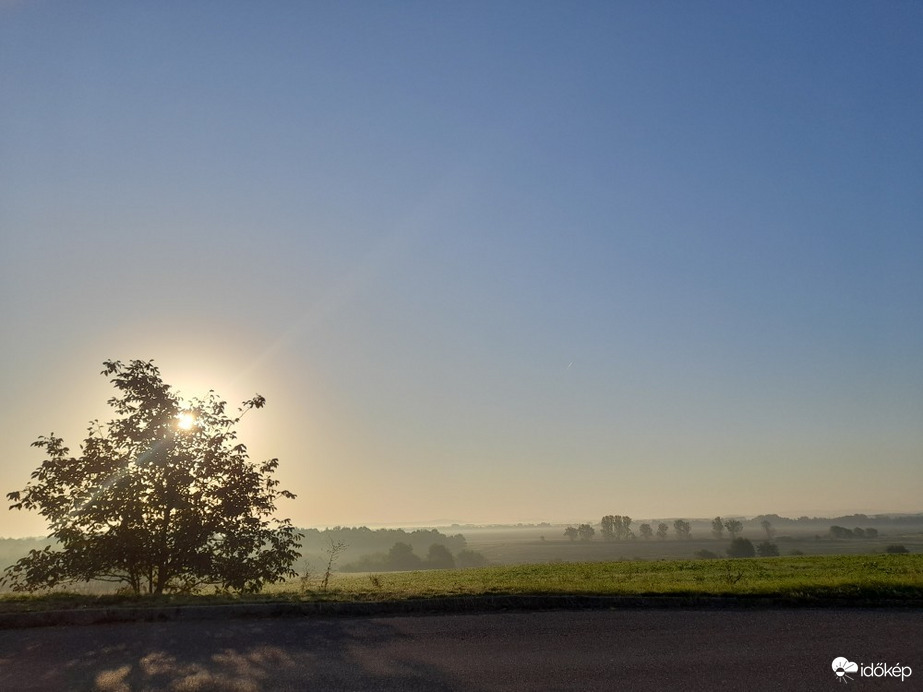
(760, 519, 775, 540)
(426, 543, 456, 569)
(723, 519, 743, 540)
(387, 542, 422, 570)
(2, 359, 301, 594)
(600, 515, 616, 541)
(711, 516, 725, 540)
(727, 537, 756, 558)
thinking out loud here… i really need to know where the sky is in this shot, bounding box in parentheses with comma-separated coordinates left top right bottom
(1, 1, 921, 537)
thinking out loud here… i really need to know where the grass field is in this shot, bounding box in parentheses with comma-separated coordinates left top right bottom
(2, 554, 921, 613)
(457, 526, 923, 564)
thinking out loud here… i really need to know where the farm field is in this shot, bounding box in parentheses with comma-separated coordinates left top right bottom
(2, 554, 921, 615)
(456, 524, 923, 564)
(278, 552, 923, 602)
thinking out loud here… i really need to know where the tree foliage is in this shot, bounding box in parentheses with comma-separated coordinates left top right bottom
(711, 516, 725, 540)
(600, 515, 633, 541)
(727, 537, 756, 558)
(723, 519, 743, 540)
(2, 359, 301, 595)
(577, 523, 596, 541)
(755, 540, 779, 557)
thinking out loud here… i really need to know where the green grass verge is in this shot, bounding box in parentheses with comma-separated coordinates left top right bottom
(2, 554, 921, 613)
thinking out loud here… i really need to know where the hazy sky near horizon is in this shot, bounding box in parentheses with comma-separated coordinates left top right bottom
(2, 2, 921, 537)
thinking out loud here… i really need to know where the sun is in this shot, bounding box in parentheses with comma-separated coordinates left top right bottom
(175, 412, 196, 430)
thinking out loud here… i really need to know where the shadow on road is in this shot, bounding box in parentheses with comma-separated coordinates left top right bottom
(1, 617, 458, 691)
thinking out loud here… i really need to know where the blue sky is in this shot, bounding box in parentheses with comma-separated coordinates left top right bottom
(2, 1, 921, 536)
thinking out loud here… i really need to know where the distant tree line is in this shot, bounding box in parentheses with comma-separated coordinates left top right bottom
(299, 526, 466, 557)
(565, 517, 693, 542)
(828, 526, 879, 539)
(340, 542, 489, 572)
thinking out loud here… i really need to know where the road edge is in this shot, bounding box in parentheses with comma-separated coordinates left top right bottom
(2, 594, 922, 629)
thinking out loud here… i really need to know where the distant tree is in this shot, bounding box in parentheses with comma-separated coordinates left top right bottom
(577, 524, 596, 541)
(1, 359, 300, 595)
(603, 514, 631, 540)
(864, 528, 879, 539)
(829, 525, 854, 539)
(755, 541, 779, 557)
(723, 519, 743, 540)
(564, 526, 579, 542)
(885, 544, 909, 554)
(673, 519, 692, 540)
(620, 516, 634, 541)
(387, 542, 422, 571)
(600, 515, 616, 541)
(852, 527, 866, 538)
(656, 522, 669, 540)
(727, 538, 756, 558)
(638, 523, 653, 540)
(760, 520, 775, 540)
(425, 544, 456, 569)
(711, 516, 725, 540)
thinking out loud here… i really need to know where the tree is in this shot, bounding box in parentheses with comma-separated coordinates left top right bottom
(387, 542, 422, 570)
(727, 538, 756, 558)
(619, 516, 634, 541)
(426, 543, 456, 569)
(577, 524, 596, 541)
(723, 519, 743, 540)
(829, 525, 854, 539)
(638, 523, 653, 540)
(760, 519, 775, 540)
(656, 522, 669, 540)
(755, 541, 779, 557)
(2, 359, 301, 595)
(564, 526, 579, 541)
(600, 515, 616, 541)
(321, 538, 347, 591)
(711, 516, 725, 540)
(673, 519, 692, 540)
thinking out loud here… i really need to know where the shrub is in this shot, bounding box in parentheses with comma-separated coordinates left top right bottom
(885, 544, 909, 554)
(756, 541, 780, 557)
(727, 538, 756, 558)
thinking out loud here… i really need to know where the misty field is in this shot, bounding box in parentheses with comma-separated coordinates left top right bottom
(294, 553, 923, 602)
(455, 525, 923, 564)
(2, 554, 920, 614)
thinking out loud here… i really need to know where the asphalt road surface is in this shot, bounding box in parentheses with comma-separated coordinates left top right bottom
(1, 608, 920, 691)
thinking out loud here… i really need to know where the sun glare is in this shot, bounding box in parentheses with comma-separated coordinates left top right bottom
(176, 412, 196, 430)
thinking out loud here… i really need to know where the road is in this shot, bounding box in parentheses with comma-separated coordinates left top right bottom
(0, 608, 919, 690)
